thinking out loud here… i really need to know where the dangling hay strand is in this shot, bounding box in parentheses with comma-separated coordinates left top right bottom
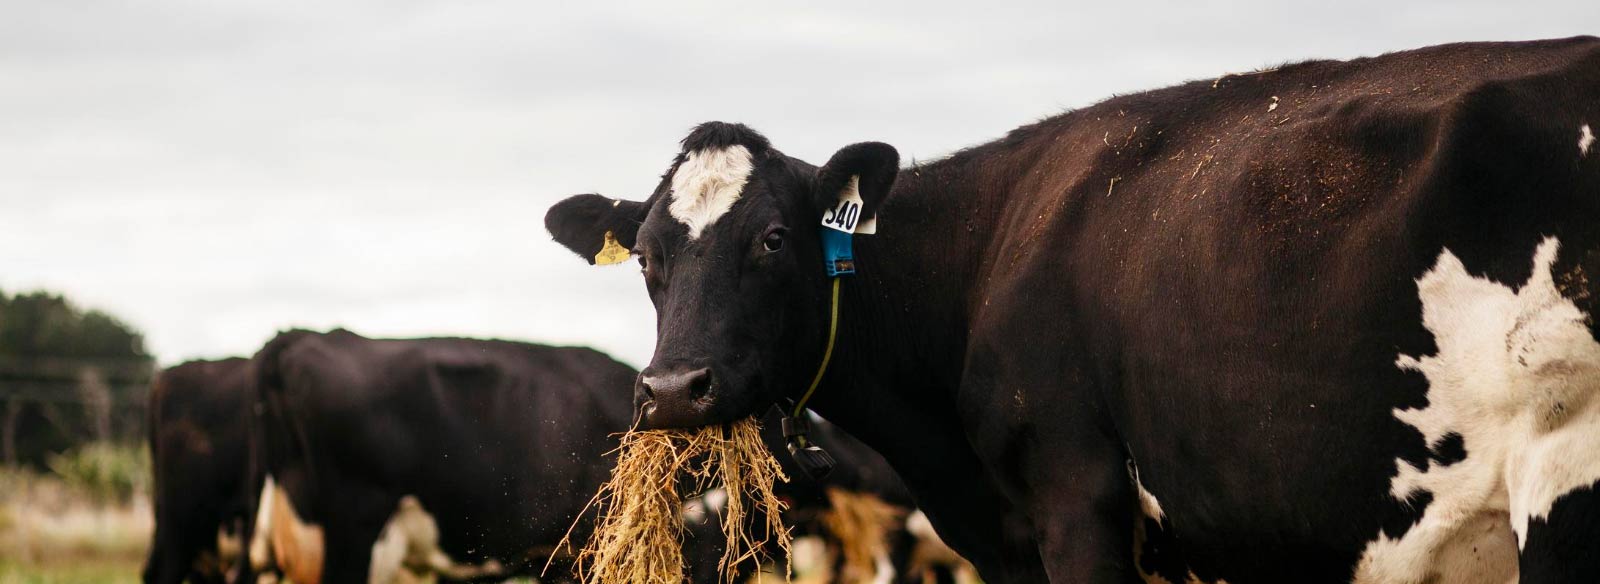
(820, 488, 908, 584)
(557, 416, 791, 584)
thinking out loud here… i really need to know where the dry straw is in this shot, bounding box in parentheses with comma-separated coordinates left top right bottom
(820, 488, 907, 584)
(560, 416, 792, 584)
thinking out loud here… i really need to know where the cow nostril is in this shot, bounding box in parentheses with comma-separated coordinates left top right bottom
(686, 368, 712, 401)
(639, 378, 656, 400)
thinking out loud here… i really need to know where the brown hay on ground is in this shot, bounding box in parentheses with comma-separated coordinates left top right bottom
(820, 489, 907, 584)
(560, 416, 791, 584)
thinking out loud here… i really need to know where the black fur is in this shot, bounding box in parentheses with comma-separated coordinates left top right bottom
(143, 358, 260, 584)
(545, 37, 1600, 583)
(680, 121, 771, 155)
(1522, 481, 1600, 584)
(253, 329, 637, 583)
(543, 194, 650, 264)
(814, 142, 899, 220)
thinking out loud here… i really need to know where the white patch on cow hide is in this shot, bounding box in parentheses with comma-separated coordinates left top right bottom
(669, 145, 753, 240)
(1136, 475, 1166, 521)
(903, 511, 982, 584)
(370, 496, 504, 584)
(249, 474, 325, 584)
(1580, 124, 1594, 157)
(1131, 478, 1229, 584)
(249, 475, 278, 571)
(1353, 237, 1600, 584)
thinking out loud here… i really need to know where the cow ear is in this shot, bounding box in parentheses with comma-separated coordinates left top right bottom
(813, 142, 899, 221)
(544, 194, 650, 266)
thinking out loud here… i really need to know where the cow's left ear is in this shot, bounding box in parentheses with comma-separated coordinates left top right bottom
(813, 142, 899, 220)
(544, 194, 650, 266)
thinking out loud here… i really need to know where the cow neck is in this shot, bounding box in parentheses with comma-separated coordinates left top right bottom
(803, 152, 1014, 474)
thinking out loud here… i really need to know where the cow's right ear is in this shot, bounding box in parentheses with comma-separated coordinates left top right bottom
(544, 194, 650, 266)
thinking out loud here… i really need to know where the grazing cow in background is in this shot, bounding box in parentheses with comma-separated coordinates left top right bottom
(546, 37, 1600, 582)
(143, 357, 261, 584)
(682, 407, 918, 584)
(251, 329, 636, 583)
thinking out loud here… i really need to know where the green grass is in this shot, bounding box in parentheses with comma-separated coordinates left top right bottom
(0, 557, 141, 584)
(0, 456, 150, 584)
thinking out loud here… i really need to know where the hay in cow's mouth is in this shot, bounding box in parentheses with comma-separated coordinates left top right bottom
(559, 416, 791, 584)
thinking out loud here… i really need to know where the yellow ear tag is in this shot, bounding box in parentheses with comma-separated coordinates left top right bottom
(594, 231, 631, 266)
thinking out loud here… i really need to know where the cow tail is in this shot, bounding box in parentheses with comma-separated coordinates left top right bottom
(251, 330, 321, 510)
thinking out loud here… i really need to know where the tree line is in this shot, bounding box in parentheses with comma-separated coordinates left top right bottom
(0, 288, 154, 467)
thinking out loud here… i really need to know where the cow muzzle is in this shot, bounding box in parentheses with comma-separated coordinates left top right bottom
(636, 365, 718, 429)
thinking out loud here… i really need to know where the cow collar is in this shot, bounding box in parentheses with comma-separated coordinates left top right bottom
(781, 226, 857, 480)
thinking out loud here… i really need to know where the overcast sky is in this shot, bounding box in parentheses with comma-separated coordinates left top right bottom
(2, 1, 1595, 368)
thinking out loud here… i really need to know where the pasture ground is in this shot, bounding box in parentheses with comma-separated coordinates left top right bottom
(0, 468, 149, 584)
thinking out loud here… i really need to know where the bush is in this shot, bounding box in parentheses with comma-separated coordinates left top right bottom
(44, 443, 149, 505)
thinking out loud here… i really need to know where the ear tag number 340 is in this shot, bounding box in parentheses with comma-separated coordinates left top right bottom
(822, 199, 861, 233)
(821, 176, 875, 234)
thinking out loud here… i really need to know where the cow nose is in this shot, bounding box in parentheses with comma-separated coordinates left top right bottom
(640, 367, 714, 403)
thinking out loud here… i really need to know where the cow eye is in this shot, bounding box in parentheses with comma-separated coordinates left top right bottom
(762, 228, 786, 252)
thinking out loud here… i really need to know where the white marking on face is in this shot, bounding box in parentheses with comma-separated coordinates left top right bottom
(1355, 237, 1600, 583)
(669, 145, 754, 240)
(1580, 124, 1594, 157)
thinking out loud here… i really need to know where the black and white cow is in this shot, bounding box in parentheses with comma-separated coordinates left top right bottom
(251, 329, 638, 583)
(546, 37, 1600, 583)
(144, 357, 261, 584)
(682, 407, 917, 583)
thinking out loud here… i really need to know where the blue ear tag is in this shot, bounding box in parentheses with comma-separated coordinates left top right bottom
(821, 227, 855, 276)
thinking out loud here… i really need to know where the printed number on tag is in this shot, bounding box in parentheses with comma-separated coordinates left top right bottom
(822, 199, 861, 233)
(821, 176, 864, 233)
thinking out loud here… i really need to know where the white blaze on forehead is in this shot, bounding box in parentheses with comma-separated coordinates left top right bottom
(1580, 124, 1595, 157)
(669, 145, 754, 240)
(1355, 236, 1600, 583)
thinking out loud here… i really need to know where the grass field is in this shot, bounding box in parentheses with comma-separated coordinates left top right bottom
(0, 466, 149, 584)
(0, 557, 142, 584)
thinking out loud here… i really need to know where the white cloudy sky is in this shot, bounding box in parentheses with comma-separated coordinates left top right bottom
(2, 1, 1594, 367)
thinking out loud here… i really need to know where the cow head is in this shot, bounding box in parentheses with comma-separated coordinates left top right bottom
(545, 122, 897, 429)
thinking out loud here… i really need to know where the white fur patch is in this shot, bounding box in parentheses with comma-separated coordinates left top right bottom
(1580, 124, 1595, 157)
(249, 475, 278, 571)
(1130, 477, 1228, 584)
(249, 474, 325, 584)
(1137, 476, 1166, 521)
(1354, 237, 1600, 583)
(370, 496, 503, 584)
(669, 145, 753, 239)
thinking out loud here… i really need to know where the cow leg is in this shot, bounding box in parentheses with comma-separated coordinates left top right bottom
(1035, 415, 1145, 584)
(144, 517, 225, 584)
(321, 518, 389, 584)
(959, 344, 1138, 581)
(320, 488, 399, 584)
(1028, 452, 1142, 584)
(1519, 479, 1600, 584)
(141, 527, 190, 584)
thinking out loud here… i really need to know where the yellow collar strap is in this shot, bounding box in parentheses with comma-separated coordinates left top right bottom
(783, 276, 842, 480)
